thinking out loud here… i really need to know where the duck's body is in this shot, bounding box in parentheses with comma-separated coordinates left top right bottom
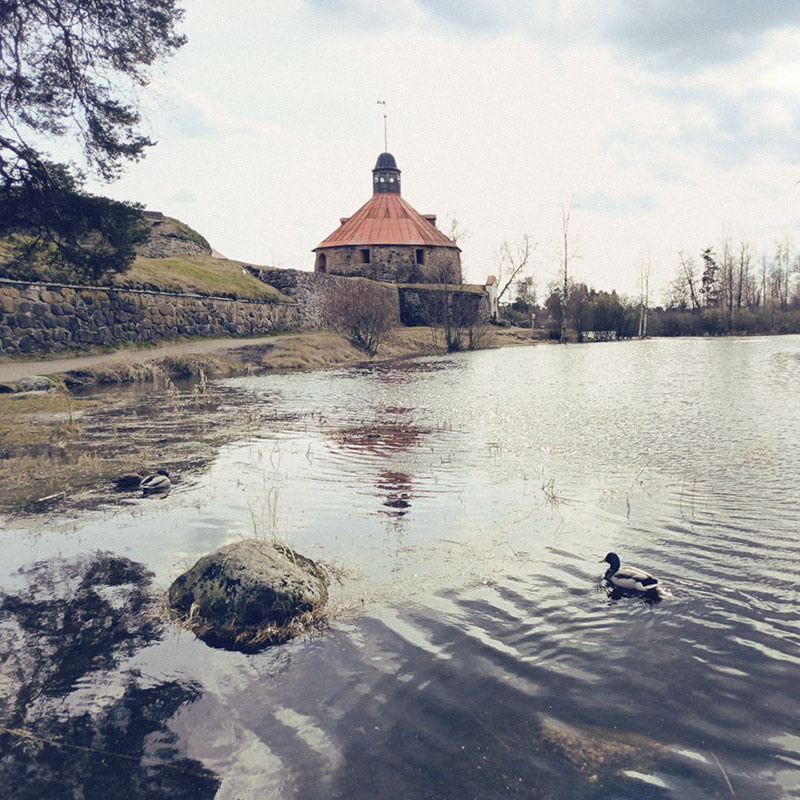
(602, 552, 659, 593)
(114, 473, 143, 490)
(140, 469, 171, 495)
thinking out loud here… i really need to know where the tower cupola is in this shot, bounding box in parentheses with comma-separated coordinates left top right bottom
(372, 151, 401, 194)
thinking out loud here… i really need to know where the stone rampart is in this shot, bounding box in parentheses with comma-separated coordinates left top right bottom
(0, 279, 300, 355)
(253, 268, 400, 327)
(397, 285, 490, 327)
(0, 271, 491, 356)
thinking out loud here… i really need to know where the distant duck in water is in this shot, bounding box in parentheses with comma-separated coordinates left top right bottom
(140, 469, 171, 496)
(601, 552, 659, 595)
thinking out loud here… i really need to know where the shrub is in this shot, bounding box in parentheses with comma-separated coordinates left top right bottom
(324, 279, 398, 356)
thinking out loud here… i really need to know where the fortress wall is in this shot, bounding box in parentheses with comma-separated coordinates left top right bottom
(0, 279, 300, 355)
(0, 271, 489, 356)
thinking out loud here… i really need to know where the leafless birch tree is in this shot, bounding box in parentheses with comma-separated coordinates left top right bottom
(559, 198, 577, 343)
(638, 252, 651, 338)
(495, 234, 536, 304)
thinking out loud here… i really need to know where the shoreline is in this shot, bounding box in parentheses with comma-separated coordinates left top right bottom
(0, 326, 540, 514)
(0, 325, 541, 386)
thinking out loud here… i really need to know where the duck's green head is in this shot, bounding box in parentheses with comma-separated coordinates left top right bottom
(601, 552, 620, 571)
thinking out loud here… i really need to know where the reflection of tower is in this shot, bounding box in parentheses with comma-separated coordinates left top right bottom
(377, 470, 414, 517)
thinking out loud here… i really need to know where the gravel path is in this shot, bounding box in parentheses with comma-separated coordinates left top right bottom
(0, 336, 282, 383)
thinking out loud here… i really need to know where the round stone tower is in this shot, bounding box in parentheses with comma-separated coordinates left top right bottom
(313, 152, 461, 283)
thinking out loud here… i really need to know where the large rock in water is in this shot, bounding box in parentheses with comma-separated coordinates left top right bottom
(168, 539, 328, 651)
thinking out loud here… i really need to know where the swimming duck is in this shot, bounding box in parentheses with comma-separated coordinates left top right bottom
(140, 469, 171, 495)
(601, 552, 659, 593)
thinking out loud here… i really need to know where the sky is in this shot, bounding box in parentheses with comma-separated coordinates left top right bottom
(81, 0, 800, 300)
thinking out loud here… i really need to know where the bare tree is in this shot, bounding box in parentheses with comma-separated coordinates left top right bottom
(444, 216, 470, 249)
(494, 234, 536, 305)
(324, 279, 398, 356)
(677, 251, 701, 310)
(721, 238, 734, 329)
(638, 252, 651, 338)
(558, 198, 577, 343)
(737, 241, 753, 310)
(773, 237, 792, 310)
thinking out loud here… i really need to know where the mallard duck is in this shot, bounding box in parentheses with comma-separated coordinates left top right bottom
(601, 552, 659, 593)
(113, 473, 144, 490)
(140, 469, 171, 495)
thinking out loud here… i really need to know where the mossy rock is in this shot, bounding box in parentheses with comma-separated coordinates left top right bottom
(168, 539, 328, 651)
(539, 719, 665, 777)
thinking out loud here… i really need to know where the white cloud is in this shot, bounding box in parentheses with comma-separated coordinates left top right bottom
(81, 0, 800, 298)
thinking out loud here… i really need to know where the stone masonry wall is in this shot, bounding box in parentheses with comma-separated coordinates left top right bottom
(398, 286, 489, 327)
(316, 245, 461, 283)
(0, 279, 300, 355)
(257, 268, 487, 329)
(253, 268, 400, 327)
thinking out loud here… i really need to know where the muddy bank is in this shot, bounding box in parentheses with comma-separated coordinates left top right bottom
(0, 326, 538, 515)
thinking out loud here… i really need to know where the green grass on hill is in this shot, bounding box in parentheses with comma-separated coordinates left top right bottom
(121, 255, 295, 302)
(149, 216, 211, 251)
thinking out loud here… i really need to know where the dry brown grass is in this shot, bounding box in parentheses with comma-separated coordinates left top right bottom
(0, 325, 537, 514)
(0, 392, 93, 448)
(174, 606, 329, 652)
(228, 328, 442, 372)
(114, 254, 292, 302)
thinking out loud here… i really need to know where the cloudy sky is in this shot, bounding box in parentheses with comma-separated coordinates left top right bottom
(85, 1, 800, 298)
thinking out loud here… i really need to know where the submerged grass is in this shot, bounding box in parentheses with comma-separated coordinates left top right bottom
(0, 325, 542, 515)
(176, 607, 329, 652)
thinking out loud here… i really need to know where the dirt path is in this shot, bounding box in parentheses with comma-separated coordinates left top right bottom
(0, 335, 285, 382)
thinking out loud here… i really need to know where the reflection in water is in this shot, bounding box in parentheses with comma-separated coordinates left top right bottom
(377, 470, 414, 516)
(330, 409, 429, 522)
(332, 421, 428, 456)
(0, 553, 218, 798)
(3, 337, 800, 798)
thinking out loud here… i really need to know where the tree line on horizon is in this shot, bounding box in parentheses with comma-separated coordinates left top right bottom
(502, 236, 800, 340)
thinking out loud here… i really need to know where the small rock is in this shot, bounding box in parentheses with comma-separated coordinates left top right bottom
(29, 492, 67, 510)
(16, 375, 53, 392)
(168, 539, 328, 651)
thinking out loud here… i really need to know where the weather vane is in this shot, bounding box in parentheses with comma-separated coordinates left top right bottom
(377, 99, 387, 152)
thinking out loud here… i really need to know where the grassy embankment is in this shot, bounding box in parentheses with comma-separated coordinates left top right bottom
(116, 254, 285, 300)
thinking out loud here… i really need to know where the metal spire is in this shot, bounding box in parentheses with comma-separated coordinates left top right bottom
(377, 99, 387, 151)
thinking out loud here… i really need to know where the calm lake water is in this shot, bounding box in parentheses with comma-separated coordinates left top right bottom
(2, 335, 800, 799)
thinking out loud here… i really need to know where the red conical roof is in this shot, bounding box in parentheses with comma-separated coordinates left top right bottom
(315, 193, 459, 251)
